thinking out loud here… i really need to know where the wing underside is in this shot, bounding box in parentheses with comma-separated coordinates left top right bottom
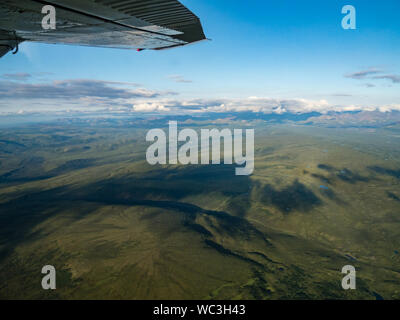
(0, 0, 206, 58)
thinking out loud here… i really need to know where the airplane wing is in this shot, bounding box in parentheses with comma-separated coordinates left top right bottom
(0, 0, 206, 58)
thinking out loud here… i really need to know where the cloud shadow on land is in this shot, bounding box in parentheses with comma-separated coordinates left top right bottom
(259, 180, 322, 214)
(0, 164, 255, 263)
(387, 192, 400, 202)
(317, 164, 335, 172)
(336, 168, 370, 184)
(318, 164, 371, 184)
(368, 166, 400, 179)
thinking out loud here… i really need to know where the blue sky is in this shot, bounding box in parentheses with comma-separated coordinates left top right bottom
(0, 0, 399, 114)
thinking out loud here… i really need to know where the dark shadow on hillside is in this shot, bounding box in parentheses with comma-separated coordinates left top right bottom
(387, 191, 400, 202)
(337, 168, 370, 184)
(0, 157, 48, 184)
(0, 158, 96, 184)
(48, 159, 95, 176)
(319, 188, 336, 200)
(0, 164, 256, 263)
(318, 187, 347, 206)
(317, 164, 370, 184)
(369, 166, 400, 179)
(0, 186, 101, 263)
(259, 180, 322, 214)
(311, 173, 332, 184)
(304, 170, 347, 205)
(80, 164, 252, 216)
(317, 164, 335, 172)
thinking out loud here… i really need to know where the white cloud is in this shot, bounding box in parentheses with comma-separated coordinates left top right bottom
(133, 102, 170, 112)
(129, 97, 400, 115)
(188, 97, 331, 114)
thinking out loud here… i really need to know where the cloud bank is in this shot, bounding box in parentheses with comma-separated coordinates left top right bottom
(130, 97, 400, 115)
(1, 77, 399, 115)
